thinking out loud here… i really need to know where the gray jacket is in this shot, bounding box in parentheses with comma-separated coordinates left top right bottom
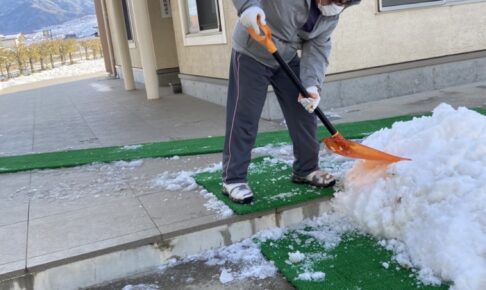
(232, 0, 340, 90)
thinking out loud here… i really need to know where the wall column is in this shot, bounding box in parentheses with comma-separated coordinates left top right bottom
(106, 0, 135, 90)
(130, 0, 160, 100)
(100, 0, 117, 75)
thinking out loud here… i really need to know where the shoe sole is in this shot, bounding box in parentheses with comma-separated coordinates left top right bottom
(291, 176, 336, 188)
(222, 189, 254, 204)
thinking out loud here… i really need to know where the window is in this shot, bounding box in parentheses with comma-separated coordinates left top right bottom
(121, 0, 133, 41)
(185, 0, 221, 34)
(178, 0, 227, 46)
(380, 0, 444, 11)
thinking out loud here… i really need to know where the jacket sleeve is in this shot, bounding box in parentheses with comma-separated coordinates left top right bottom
(232, 0, 261, 16)
(300, 20, 338, 91)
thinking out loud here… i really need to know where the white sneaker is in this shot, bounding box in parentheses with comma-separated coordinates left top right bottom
(222, 182, 254, 204)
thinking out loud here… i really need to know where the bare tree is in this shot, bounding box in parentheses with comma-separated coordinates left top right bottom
(79, 40, 90, 60)
(13, 43, 29, 75)
(88, 38, 102, 59)
(0, 57, 4, 78)
(55, 39, 67, 65)
(64, 39, 78, 64)
(38, 41, 51, 70)
(0, 48, 15, 79)
(0, 54, 6, 78)
(26, 44, 40, 73)
(47, 40, 58, 68)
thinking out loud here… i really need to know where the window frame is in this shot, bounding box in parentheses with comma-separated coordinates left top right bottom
(178, 0, 227, 46)
(121, 0, 136, 48)
(379, 0, 486, 11)
(379, 0, 444, 11)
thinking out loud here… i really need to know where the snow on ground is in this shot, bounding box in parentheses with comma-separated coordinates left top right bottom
(122, 284, 160, 290)
(155, 235, 283, 285)
(288, 251, 306, 263)
(0, 58, 105, 91)
(137, 104, 485, 288)
(151, 161, 234, 218)
(6, 98, 482, 288)
(148, 142, 350, 218)
(15, 160, 144, 201)
(90, 82, 113, 92)
(333, 104, 486, 290)
(121, 210, 356, 288)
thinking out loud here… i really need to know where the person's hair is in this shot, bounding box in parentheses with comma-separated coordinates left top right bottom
(344, 0, 361, 6)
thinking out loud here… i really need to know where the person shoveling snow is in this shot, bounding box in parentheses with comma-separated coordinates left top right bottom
(333, 104, 486, 290)
(221, 0, 364, 204)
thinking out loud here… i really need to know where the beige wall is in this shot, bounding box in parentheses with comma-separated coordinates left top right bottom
(328, 1, 486, 73)
(149, 0, 179, 69)
(128, 44, 142, 68)
(171, 0, 235, 79)
(108, 0, 141, 69)
(112, 0, 179, 70)
(171, 0, 486, 78)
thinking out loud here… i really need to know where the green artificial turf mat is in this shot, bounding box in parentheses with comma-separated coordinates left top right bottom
(259, 231, 449, 290)
(0, 108, 484, 174)
(193, 156, 334, 215)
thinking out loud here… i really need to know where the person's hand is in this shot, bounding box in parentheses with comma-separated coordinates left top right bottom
(240, 6, 266, 35)
(298, 86, 321, 113)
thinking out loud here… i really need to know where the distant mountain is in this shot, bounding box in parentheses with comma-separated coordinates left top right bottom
(0, 0, 95, 35)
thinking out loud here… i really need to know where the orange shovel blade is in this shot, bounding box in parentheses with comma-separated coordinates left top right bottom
(323, 133, 411, 163)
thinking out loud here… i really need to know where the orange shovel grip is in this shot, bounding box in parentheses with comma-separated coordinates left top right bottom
(246, 17, 277, 54)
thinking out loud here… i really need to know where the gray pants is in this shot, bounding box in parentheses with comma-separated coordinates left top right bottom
(222, 50, 319, 184)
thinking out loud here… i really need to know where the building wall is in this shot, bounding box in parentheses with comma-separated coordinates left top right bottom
(0, 34, 24, 49)
(170, 0, 235, 79)
(149, 0, 179, 69)
(328, 1, 486, 73)
(112, 0, 178, 70)
(0, 39, 17, 48)
(171, 0, 486, 79)
(125, 44, 141, 67)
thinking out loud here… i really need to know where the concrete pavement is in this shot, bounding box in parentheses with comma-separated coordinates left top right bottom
(0, 74, 485, 290)
(0, 74, 284, 157)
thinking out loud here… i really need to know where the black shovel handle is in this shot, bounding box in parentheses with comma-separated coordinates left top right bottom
(246, 19, 338, 136)
(272, 52, 338, 136)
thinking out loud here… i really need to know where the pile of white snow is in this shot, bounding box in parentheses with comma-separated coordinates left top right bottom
(333, 104, 486, 290)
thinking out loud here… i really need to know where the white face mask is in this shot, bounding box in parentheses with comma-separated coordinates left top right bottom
(318, 3, 344, 16)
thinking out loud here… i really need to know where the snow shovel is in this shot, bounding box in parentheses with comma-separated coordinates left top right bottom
(247, 20, 410, 163)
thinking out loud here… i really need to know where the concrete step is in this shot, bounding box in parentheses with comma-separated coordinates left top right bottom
(0, 152, 333, 290)
(0, 196, 332, 290)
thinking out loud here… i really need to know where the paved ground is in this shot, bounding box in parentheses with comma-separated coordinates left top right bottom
(0, 74, 284, 156)
(330, 81, 486, 123)
(1, 74, 485, 289)
(1, 74, 485, 157)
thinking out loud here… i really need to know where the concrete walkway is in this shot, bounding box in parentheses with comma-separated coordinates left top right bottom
(0, 74, 284, 157)
(0, 74, 485, 290)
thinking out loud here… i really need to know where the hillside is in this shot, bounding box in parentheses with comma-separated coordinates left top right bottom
(0, 0, 95, 35)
